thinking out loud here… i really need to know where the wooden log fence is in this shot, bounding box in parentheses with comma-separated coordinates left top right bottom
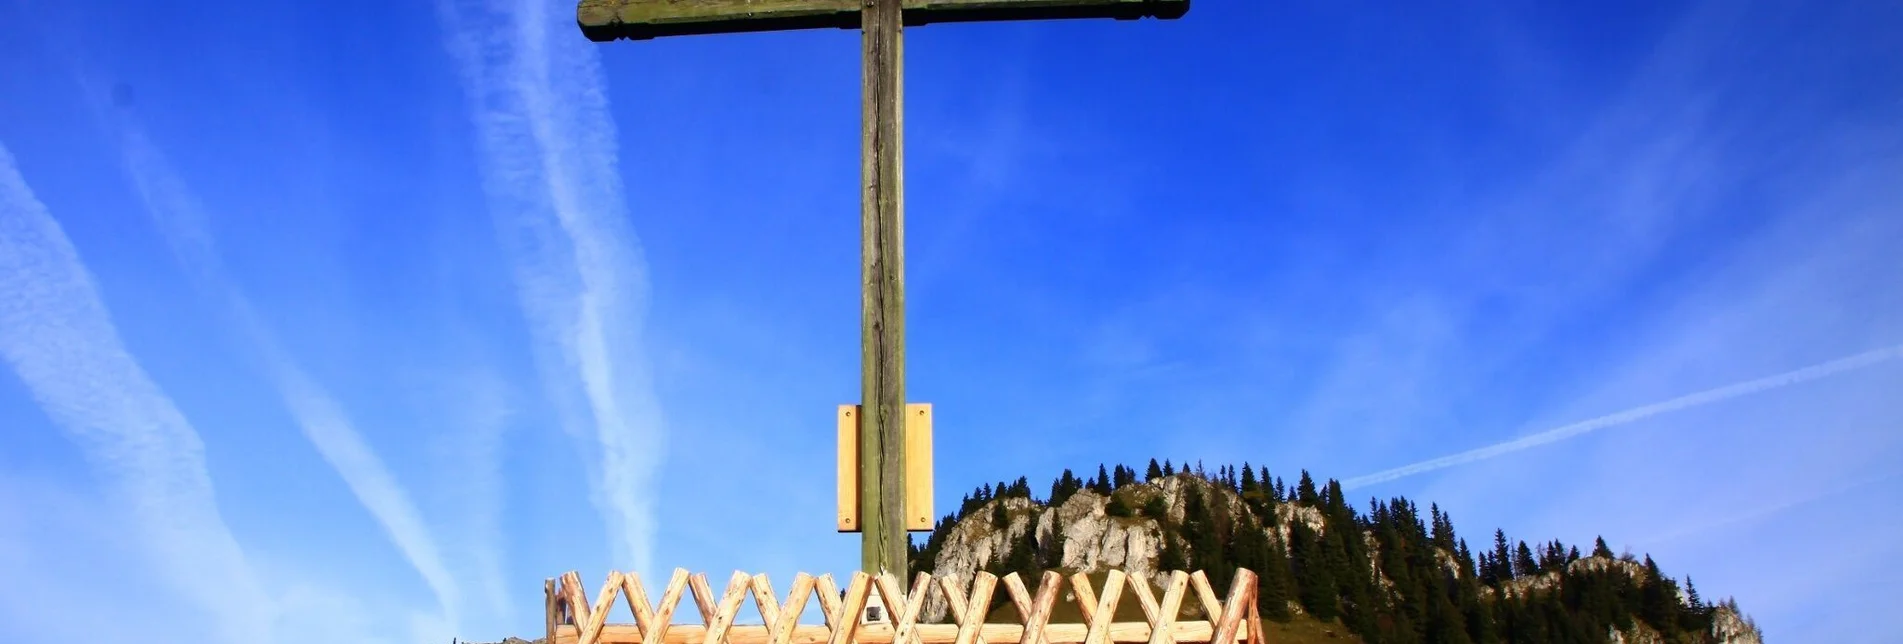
(547, 569, 1265, 644)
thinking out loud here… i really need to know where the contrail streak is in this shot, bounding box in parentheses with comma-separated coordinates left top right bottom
(1343, 345, 1903, 490)
(0, 140, 275, 644)
(436, 0, 667, 578)
(95, 106, 469, 632)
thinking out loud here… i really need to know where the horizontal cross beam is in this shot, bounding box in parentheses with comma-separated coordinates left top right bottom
(577, 0, 1189, 41)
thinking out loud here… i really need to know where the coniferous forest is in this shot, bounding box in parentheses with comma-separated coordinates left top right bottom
(907, 461, 1758, 644)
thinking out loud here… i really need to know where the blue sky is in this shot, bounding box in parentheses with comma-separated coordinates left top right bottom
(2, 0, 1900, 642)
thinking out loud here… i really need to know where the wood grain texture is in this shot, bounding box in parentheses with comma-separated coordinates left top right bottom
(817, 574, 846, 631)
(772, 574, 819, 644)
(1207, 570, 1253, 644)
(830, 573, 874, 644)
(1146, 573, 1188, 644)
(566, 572, 594, 629)
(1019, 572, 1065, 644)
(549, 578, 562, 644)
(1068, 573, 1098, 624)
(576, 0, 1190, 41)
(582, 571, 629, 644)
(838, 405, 860, 532)
(904, 403, 933, 531)
(652, 570, 695, 644)
(1186, 573, 1220, 626)
(1083, 571, 1126, 644)
(860, 0, 908, 580)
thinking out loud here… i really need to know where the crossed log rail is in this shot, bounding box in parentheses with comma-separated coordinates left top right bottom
(547, 568, 1265, 644)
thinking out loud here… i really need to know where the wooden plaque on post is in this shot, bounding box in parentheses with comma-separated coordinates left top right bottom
(838, 403, 933, 532)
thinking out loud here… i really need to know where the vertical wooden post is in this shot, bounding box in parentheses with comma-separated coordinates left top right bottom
(860, 0, 908, 578)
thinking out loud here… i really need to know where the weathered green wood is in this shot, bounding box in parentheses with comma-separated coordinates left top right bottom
(859, 0, 909, 579)
(578, 0, 1188, 41)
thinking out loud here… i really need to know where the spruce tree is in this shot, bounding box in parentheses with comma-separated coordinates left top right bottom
(1297, 470, 1319, 506)
(1163, 460, 1175, 476)
(1143, 495, 1168, 520)
(1492, 530, 1513, 581)
(1146, 459, 1163, 481)
(1288, 520, 1338, 621)
(1159, 533, 1188, 572)
(1593, 536, 1614, 559)
(1639, 555, 1682, 638)
(1006, 526, 1039, 583)
(1513, 541, 1537, 580)
(1258, 535, 1295, 622)
(1043, 521, 1068, 569)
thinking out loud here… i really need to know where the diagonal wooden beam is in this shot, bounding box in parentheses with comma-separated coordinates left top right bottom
(1145, 572, 1188, 644)
(1083, 571, 1127, 644)
(1208, 570, 1254, 644)
(1016, 572, 1064, 644)
(708, 572, 755, 644)
(829, 572, 875, 644)
(578, 0, 1190, 41)
(942, 573, 998, 644)
(564, 572, 594, 628)
(581, 571, 628, 644)
(1186, 573, 1221, 626)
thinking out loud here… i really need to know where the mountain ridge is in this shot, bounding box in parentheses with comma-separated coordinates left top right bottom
(908, 461, 1763, 644)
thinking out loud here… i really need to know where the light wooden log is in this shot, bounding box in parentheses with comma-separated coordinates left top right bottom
(1068, 573, 1098, 624)
(1018, 572, 1063, 644)
(1208, 571, 1253, 644)
(1084, 571, 1126, 644)
(1146, 573, 1188, 644)
(947, 573, 997, 644)
(753, 574, 783, 627)
(816, 574, 846, 631)
(999, 573, 1038, 644)
(691, 573, 721, 625)
(651, 570, 695, 644)
(708, 572, 754, 644)
(582, 571, 629, 644)
(772, 574, 819, 644)
(566, 572, 594, 629)
(893, 573, 932, 644)
(624, 574, 656, 632)
(1126, 576, 1160, 626)
(829, 573, 873, 644)
(872, 574, 908, 643)
(1243, 603, 1263, 644)
(1187, 573, 1220, 625)
(551, 620, 1253, 644)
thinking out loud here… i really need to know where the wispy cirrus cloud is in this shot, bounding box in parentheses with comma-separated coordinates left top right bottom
(87, 98, 478, 635)
(0, 140, 274, 644)
(437, 0, 668, 578)
(1342, 344, 1903, 490)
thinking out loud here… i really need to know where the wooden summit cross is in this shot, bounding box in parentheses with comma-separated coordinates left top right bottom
(577, 0, 1188, 578)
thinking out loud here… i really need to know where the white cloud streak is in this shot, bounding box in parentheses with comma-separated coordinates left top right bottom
(100, 111, 471, 633)
(0, 141, 275, 644)
(437, 0, 667, 577)
(1342, 344, 1903, 490)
